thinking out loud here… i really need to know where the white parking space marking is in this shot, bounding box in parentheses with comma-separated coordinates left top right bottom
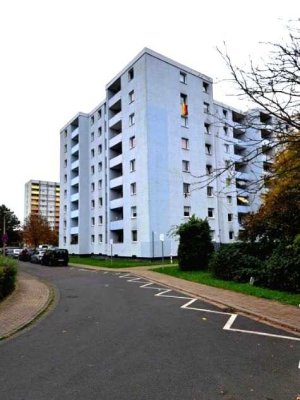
(118, 273, 300, 342)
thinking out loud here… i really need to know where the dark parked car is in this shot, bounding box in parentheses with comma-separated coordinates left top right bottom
(41, 249, 69, 266)
(18, 248, 32, 261)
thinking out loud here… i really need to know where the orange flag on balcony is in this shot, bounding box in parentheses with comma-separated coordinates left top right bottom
(181, 103, 188, 116)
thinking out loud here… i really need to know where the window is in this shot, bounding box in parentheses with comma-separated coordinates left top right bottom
(104, 121, 107, 132)
(208, 208, 214, 218)
(64, 205, 67, 213)
(98, 127, 102, 137)
(63, 220, 67, 229)
(229, 231, 234, 240)
(90, 235, 95, 244)
(130, 182, 136, 195)
(98, 234, 103, 243)
(228, 213, 233, 222)
(90, 116, 94, 126)
(182, 160, 190, 172)
(206, 164, 213, 175)
(98, 180, 102, 190)
(181, 137, 189, 150)
(129, 113, 135, 126)
(91, 132, 94, 142)
(64, 189, 67, 198)
(183, 183, 190, 195)
(129, 90, 135, 103)
(205, 143, 212, 155)
(98, 215, 103, 225)
(64, 174, 67, 183)
(226, 177, 231, 187)
(132, 230, 138, 242)
(224, 144, 230, 153)
(91, 165, 95, 175)
(98, 144, 102, 154)
(227, 195, 232, 204)
(98, 197, 103, 207)
(130, 159, 136, 172)
(210, 230, 215, 241)
(203, 82, 209, 93)
(91, 149, 95, 158)
(184, 206, 190, 217)
(98, 109, 102, 119)
(64, 159, 67, 168)
(131, 206, 137, 218)
(207, 186, 213, 197)
(181, 116, 188, 127)
(91, 217, 95, 226)
(98, 162, 102, 172)
(64, 144, 67, 153)
(180, 71, 187, 84)
(91, 182, 95, 192)
(204, 102, 210, 113)
(204, 123, 210, 134)
(128, 68, 134, 81)
(223, 126, 228, 135)
(91, 200, 95, 209)
(225, 160, 231, 168)
(64, 130, 67, 138)
(223, 109, 228, 118)
(129, 136, 136, 148)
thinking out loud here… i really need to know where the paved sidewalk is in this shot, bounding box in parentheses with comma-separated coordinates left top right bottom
(72, 263, 300, 335)
(0, 272, 52, 339)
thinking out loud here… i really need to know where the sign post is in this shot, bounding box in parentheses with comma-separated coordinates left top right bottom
(110, 239, 113, 264)
(159, 234, 164, 263)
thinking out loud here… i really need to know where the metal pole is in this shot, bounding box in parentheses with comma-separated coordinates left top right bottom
(152, 231, 154, 260)
(161, 240, 164, 263)
(2, 214, 5, 256)
(110, 243, 113, 264)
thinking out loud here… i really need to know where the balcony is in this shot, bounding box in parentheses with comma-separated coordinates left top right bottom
(110, 176, 123, 189)
(71, 193, 79, 202)
(71, 160, 79, 170)
(109, 133, 122, 148)
(110, 198, 123, 209)
(109, 111, 122, 129)
(70, 226, 79, 235)
(71, 143, 79, 155)
(237, 205, 250, 213)
(71, 210, 79, 219)
(108, 91, 121, 109)
(71, 176, 79, 186)
(109, 154, 122, 169)
(71, 127, 79, 139)
(236, 171, 250, 181)
(110, 219, 124, 230)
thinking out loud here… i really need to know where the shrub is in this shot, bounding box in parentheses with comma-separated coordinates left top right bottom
(0, 256, 18, 301)
(258, 241, 300, 293)
(209, 243, 263, 282)
(175, 216, 214, 270)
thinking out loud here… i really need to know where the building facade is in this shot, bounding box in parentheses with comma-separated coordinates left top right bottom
(24, 180, 60, 231)
(59, 48, 273, 257)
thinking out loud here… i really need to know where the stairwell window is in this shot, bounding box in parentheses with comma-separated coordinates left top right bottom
(224, 126, 228, 135)
(98, 127, 102, 137)
(225, 144, 230, 153)
(204, 102, 210, 114)
(98, 162, 102, 172)
(91, 132, 94, 142)
(98, 180, 102, 190)
(98, 216, 103, 225)
(205, 143, 212, 155)
(129, 136, 136, 148)
(228, 213, 233, 222)
(180, 71, 187, 84)
(229, 231, 234, 240)
(130, 182, 136, 195)
(91, 149, 95, 158)
(129, 90, 135, 103)
(208, 208, 214, 218)
(131, 206, 137, 218)
(227, 195, 232, 204)
(182, 160, 190, 172)
(98, 197, 103, 207)
(91, 217, 95, 226)
(90, 116, 94, 126)
(91, 200, 95, 209)
(207, 186, 213, 197)
(204, 123, 211, 134)
(132, 230, 138, 242)
(91, 235, 95, 243)
(98, 144, 102, 154)
(98, 234, 103, 243)
(181, 137, 189, 150)
(183, 183, 190, 196)
(184, 206, 191, 217)
(129, 113, 135, 126)
(91, 182, 95, 192)
(130, 159, 136, 172)
(206, 164, 213, 175)
(128, 68, 134, 81)
(203, 82, 209, 93)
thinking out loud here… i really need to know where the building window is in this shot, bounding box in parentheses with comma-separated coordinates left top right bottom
(181, 116, 188, 128)
(131, 206, 137, 218)
(225, 160, 231, 169)
(64, 174, 67, 183)
(228, 213, 233, 222)
(91, 182, 95, 192)
(204, 123, 210, 134)
(227, 195, 232, 204)
(64, 144, 67, 153)
(208, 208, 214, 218)
(180, 93, 188, 117)
(129, 90, 135, 103)
(183, 183, 190, 196)
(205, 143, 212, 155)
(129, 113, 135, 126)
(90, 116, 94, 126)
(129, 136, 136, 148)
(210, 230, 215, 241)
(224, 144, 230, 153)
(181, 137, 189, 150)
(226, 177, 231, 187)
(203, 82, 209, 93)
(98, 234, 103, 243)
(98, 144, 102, 154)
(64, 159, 67, 168)
(128, 68, 134, 81)
(91, 132, 94, 142)
(130, 159, 136, 172)
(91, 200, 95, 209)
(98, 109, 102, 119)
(98, 197, 103, 207)
(64, 189, 67, 198)
(98, 127, 102, 137)
(184, 206, 190, 217)
(223, 109, 228, 118)
(182, 160, 190, 172)
(223, 126, 228, 135)
(132, 230, 138, 242)
(64, 130, 67, 138)
(130, 182, 136, 195)
(91, 217, 95, 226)
(98, 162, 102, 172)
(91, 234, 95, 243)
(91, 149, 95, 158)
(206, 164, 213, 175)
(98, 215, 103, 225)
(180, 71, 187, 84)
(98, 180, 102, 190)
(229, 231, 234, 240)
(204, 102, 210, 113)
(63, 236, 67, 245)
(207, 186, 213, 197)
(91, 165, 95, 175)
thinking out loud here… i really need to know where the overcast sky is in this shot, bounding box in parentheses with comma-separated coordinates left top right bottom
(0, 0, 297, 222)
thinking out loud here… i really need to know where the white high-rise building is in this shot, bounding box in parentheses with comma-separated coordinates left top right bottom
(59, 48, 274, 257)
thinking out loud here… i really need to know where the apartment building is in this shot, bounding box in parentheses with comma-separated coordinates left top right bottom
(59, 48, 273, 257)
(24, 180, 60, 231)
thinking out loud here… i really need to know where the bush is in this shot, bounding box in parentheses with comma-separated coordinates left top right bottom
(258, 240, 300, 293)
(0, 256, 18, 301)
(209, 243, 263, 282)
(175, 216, 214, 271)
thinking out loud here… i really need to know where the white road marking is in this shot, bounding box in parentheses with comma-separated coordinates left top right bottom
(118, 273, 300, 342)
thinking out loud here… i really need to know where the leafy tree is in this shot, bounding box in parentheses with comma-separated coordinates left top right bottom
(0, 205, 21, 247)
(241, 133, 300, 242)
(22, 214, 56, 248)
(173, 215, 214, 271)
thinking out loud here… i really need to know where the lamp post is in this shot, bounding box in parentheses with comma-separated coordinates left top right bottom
(2, 213, 6, 256)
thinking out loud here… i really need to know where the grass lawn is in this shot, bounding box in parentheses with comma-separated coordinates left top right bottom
(69, 256, 176, 269)
(153, 266, 300, 306)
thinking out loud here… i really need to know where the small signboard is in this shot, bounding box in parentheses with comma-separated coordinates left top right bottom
(159, 234, 164, 242)
(110, 239, 113, 245)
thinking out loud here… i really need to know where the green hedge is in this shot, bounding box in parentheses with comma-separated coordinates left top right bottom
(0, 256, 18, 301)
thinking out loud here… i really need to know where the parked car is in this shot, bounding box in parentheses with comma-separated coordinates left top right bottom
(18, 248, 32, 261)
(41, 249, 69, 266)
(5, 248, 22, 259)
(30, 250, 46, 264)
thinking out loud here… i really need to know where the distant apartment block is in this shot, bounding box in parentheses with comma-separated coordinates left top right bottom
(24, 180, 60, 231)
(59, 48, 274, 257)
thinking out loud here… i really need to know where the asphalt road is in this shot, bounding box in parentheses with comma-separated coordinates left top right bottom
(0, 262, 299, 400)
